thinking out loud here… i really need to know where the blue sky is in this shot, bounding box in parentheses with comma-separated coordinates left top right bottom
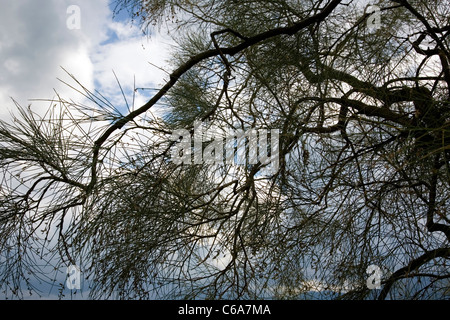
(0, 0, 173, 299)
(0, 0, 173, 122)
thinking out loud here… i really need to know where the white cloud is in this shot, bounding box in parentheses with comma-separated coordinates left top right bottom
(0, 0, 174, 299)
(0, 0, 173, 122)
(91, 27, 172, 111)
(0, 1, 97, 118)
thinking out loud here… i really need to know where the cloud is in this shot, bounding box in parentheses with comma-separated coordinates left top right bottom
(0, 0, 172, 122)
(0, 0, 173, 299)
(0, 2, 85, 116)
(91, 22, 173, 112)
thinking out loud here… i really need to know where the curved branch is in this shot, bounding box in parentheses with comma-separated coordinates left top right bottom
(303, 96, 412, 127)
(86, 0, 343, 192)
(378, 247, 450, 300)
(426, 155, 450, 241)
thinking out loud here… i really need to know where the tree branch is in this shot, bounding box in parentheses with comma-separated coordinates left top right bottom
(86, 0, 343, 192)
(378, 247, 450, 300)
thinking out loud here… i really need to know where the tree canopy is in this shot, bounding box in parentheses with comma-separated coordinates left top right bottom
(1, 0, 449, 299)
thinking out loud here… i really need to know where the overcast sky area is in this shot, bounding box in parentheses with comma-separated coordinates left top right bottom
(0, 0, 173, 123)
(0, 0, 175, 299)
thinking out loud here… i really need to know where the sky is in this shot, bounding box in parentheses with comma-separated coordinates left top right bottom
(0, 0, 382, 300)
(1, 0, 446, 301)
(0, 0, 173, 123)
(0, 0, 175, 299)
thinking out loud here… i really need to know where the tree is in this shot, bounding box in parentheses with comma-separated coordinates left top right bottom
(1, 0, 449, 299)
